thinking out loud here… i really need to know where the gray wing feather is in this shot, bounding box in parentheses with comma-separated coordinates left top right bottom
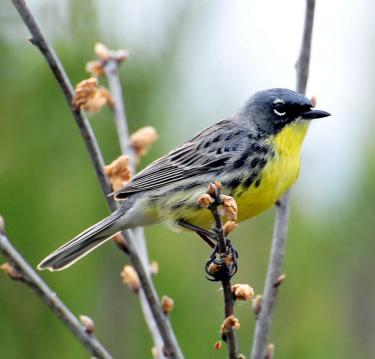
(112, 119, 249, 198)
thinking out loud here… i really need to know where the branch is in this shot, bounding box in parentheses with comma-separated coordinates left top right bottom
(10, 1, 183, 357)
(203, 184, 239, 359)
(0, 217, 112, 359)
(250, 1, 316, 358)
(103, 53, 179, 358)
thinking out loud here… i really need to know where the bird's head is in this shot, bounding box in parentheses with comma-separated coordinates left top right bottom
(240, 88, 330, 134)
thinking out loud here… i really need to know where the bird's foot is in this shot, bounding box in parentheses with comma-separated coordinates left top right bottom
(205, 239, 238, 281)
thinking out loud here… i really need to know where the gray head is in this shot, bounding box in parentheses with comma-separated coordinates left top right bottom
(238, 88, 330, 134)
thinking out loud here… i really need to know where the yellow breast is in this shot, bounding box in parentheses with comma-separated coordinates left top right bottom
(235, 121, 309, 221)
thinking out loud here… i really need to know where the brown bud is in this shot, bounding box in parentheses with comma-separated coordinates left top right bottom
(161, 295, 174, 315)
(221, 195, 238, 221)
(253, 295, 263, 316)
(105, 155, 132, 192)
(94, 42, 110, 60)
(85, 61, 105, 77)
(223, 221, 238, 236)
(72, 78, 113, 113)
(206, 261, 220, 274)
(115, 49, 129, 63)
(224, 253, 234, 267)
(223, 315, 240, 331)
(150, 261, 159, 275)
(232, 284, 255, 301)
(265, 343, 275, 359)
(214, 181, 223, 190)
(0, 215, 5, 234)
(121, 265, 140, 292)
(151, 346, 159, 358)
(214, 341, 222, 350)
(79, 315, 95, 334)
(274, 274, 286, 288)
(207, 182, 219, 197)
(310, 95, 317, 108)
(130, 126, 158, 158)
(198, 194, 214, 208)
(112, 232, 128, 252)
(1, 262, 22, 280)
(238, 354, 246, 359)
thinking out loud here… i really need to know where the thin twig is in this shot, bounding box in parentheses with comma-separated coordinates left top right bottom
(0, 217, 112, 359)
(103, 57, 169, 357)
(10, 1, 183, 357)
(103, 59, 136, 169)
(208, 188, 239, 359)
(250, 1, 316, 358)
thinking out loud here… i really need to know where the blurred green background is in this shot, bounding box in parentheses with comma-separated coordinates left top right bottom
(1, 1, 374, 358)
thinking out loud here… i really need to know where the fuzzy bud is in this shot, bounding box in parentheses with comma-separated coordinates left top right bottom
(85, 61, 105, 77)
(265, 343, 275, 359)
(214, 341, 222, 350)
(121, 265, 140, 293)
(105, 155, 132, 192)
(198, 194, 214, 208)
(151, 346, 159, 359)
(222, 315, 240, 331)
(1, 262, 22, 280)
(94, 42, 110, 60)
(72, 78, 114, 113)
(150, 261, 159, 275)
(221, 195, 238, 221)
(232, 284, 254, 301)
(130, 126, 158, 158)
(223, 221, 238, 236)
(0, 215, 5, 234)
(79, 315, 95, 334)
(274, 274, 286, 288)
(253, 295, 263, 316)
(238, 355, 246, 359)
(161, 295, 174, 315)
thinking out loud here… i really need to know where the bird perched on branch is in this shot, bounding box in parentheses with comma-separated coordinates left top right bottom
(38, 88, 330, 271)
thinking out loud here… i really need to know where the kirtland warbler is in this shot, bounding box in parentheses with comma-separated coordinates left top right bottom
(39, 88, 330, 271)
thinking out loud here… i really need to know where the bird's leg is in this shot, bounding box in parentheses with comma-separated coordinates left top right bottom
(177, 219, 217, 248)
(205, 238, 238, 281)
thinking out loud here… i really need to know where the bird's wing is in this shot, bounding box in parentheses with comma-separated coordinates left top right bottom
(112, 119, 250, 198)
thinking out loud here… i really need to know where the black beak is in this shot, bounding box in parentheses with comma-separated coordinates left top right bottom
(300, 108, 331, 120)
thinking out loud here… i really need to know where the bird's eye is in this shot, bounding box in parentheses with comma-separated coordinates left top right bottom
(273, 100, 286, 117)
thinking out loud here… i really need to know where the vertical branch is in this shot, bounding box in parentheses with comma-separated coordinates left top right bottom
(0, 217, 112, 359)
(251, 1, 316, 358)
(206, 185, 239, 359)
(10, 1, 183, 358)
(103, 60, 136, 168)
(103, 56, 176, 358)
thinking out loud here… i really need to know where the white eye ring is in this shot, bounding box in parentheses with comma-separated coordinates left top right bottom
(273, 99, 286, 116)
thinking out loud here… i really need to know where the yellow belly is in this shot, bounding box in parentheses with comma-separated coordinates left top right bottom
(175, 121, 309, 229)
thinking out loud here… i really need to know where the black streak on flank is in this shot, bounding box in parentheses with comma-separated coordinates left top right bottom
(244, 173, 257, 188)
(250, 158, 259, 168)
(259, 158, 268, 169)
(255, 179, 262, 188)
(229, 177, 241, 189)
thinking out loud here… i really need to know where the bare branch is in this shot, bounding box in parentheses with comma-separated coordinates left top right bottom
(0, 216, 112, 359)
(250, 1, 316, 358)
(10, 1, 183, 357)
(103, 59, 136, 170)
(102, 51, 179, 358)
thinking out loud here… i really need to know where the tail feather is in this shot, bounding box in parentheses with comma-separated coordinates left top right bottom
(38, 210, 123, 271)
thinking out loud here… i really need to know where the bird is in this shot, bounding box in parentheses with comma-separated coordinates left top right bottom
(38, 88, 330, 271)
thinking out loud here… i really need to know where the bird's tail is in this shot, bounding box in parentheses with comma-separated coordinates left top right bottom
(38, 209, 124, 272)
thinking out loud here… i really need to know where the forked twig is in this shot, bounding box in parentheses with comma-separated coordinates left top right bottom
(10, 0, 182, 357)
(0, 217, 112, 359)
(251, 1, 316, 358)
